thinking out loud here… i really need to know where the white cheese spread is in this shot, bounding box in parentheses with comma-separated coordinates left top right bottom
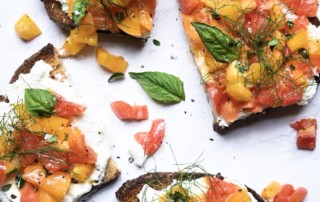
(0, 61, 111, 201)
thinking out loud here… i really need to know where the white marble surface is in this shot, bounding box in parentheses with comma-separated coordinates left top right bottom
(0, 0, 320, 201)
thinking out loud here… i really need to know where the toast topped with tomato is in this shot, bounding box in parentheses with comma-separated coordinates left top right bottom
(41, 0, 156, 39)
(0, 44, 120, 201)
(178, 0, 320, 131)
(116, 172, 264, 201)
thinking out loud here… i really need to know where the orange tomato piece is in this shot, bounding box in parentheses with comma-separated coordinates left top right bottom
(290, 118, 317, 150)
(23, 164, 46, 187)
(68, 127, 97, 164)
(179, 0, 200, 14)
(206, 176, 239, 201)
(110, 101, 148, 121)
(54, 93, 86, 118)
(20, 182, 38, 202)
(42, 171, 71, 201)
(134, 119, 165, 156)
(288, 187, 308, 202)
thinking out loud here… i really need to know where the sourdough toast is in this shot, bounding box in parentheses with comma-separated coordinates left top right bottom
(116, 172, 264, 202)
(0, 43, 120, 200)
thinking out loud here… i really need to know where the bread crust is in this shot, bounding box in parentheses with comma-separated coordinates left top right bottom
(116, 172, 264, 202)
(41, 0, 76, 30)
(2, 43, 120, 200)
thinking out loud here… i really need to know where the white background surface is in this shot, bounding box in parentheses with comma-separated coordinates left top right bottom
(0, 0, 320, 201)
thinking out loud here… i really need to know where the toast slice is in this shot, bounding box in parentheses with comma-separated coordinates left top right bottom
(0, 43, 120, 201)
(178, 1, 320, 131)
(116, 172, 264, 202)
(41, 0, 157, 39)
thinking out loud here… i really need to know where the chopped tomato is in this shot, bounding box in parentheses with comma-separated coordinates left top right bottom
(54, 94, 86, 118)
(275, 184, 295, 200)
(290, 118, 317, 150)
(274, 185, 308, 202)
(243, 11, 268, 35)
(110, 101, 148, 121)
(68, 127, 97, 164)
(87, 1, 118, 32)
(256, 86, 278, 107)
(283, 16, 309, 34)
(179, 0, 199, 14)
(23, 164, 46, 187)
(207, 87, 228, 115)
(288, 187, 308, 202)
(290, 118, 317, 130)
(134, 119, 165, 156)
(0, 161, 5, 185)
(206, 177, 239, 201)
(38, 151, 69, 173)
(282, 0, 318, 17)
(276, 81, 302, 107)
(20, 182, 38, 202)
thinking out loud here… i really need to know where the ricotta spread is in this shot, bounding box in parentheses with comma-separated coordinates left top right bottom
(0, 61, 112, 201)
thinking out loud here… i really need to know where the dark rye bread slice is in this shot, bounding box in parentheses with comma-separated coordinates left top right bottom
(41, 0, 76, 30)
(116, 172, 264, 202)
(1, 43, 121, 200)
(212, 16, 320, 132)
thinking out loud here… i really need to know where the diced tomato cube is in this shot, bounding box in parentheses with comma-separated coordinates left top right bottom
(110, 101, 148, 121)
(20, 182, 38, 202)
(290, 118, 317, 150)
(68, 127, 97, 164)
(54, 93, 86, 118)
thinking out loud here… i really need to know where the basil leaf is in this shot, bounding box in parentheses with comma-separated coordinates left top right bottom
(1, 184, 12, 192)
(24, 89, 57, 117)
(191, 22, 239, 63)
(129, 71, 185, 104)
(108, 73, 125, 83)
(15, 175, 25, 189)
(153, 39, 161, 46)
(72, 0, 89, 25)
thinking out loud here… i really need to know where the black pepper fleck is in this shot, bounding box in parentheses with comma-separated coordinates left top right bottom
(11, 194, 17, 199)
(129, 157, 134, 163)
(209, 138, 214, 141)
(191, 99, 195, 102)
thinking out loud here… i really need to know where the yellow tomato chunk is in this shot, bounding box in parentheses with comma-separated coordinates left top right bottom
(226, 82, 253, 101)
(43, 171, 71, 201)
(287, 29, 309, 52)
(116, 4, 142, 37)
(261, 181, 282, 201)
(96, 47, 128, 73)
(38, 189, 57, 202)
(15, 14, 41, 41)
(70, 164, 95, 182)
(23, 164, 46, 187)
(59, 37, 87, 58)
(227, 188, 252, 202)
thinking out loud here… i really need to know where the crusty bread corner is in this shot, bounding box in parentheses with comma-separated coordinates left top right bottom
(41, 0, 76, 30)
(3, 43, 121, 199)
(116, 172, 264, 202)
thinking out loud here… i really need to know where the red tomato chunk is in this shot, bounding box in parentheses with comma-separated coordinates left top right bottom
(110, 101, 148, 121)
(290, 118, 317, 150)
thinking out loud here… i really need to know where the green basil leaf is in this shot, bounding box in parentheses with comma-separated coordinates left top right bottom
(72, 0, 89, 25)
(153, 39, 161, 46)
(15, 175, 25, 189)
(24, 89, 57, 117)
(129, 71, 185, 104)
(1, 184, 12, 192)
(191, 22, 239, 63)
(108, 73, 125, 83)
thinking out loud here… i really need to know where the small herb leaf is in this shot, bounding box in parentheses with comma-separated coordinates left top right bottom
(268, 38, 278, 47)
(15, 175, 25, 189)
(108, 73, 125, 83)
(72, 0, 89, 25)
(1, 184, 12, 192)
(191, 22, 239, 63)
(24, 89, 57, 117)
(45, 134, 58, 144)
(129, 71, 185, 104)
(153, 39, 161, 46)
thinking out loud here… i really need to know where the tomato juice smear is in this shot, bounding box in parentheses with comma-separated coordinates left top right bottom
(180, 0, 319, 123)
